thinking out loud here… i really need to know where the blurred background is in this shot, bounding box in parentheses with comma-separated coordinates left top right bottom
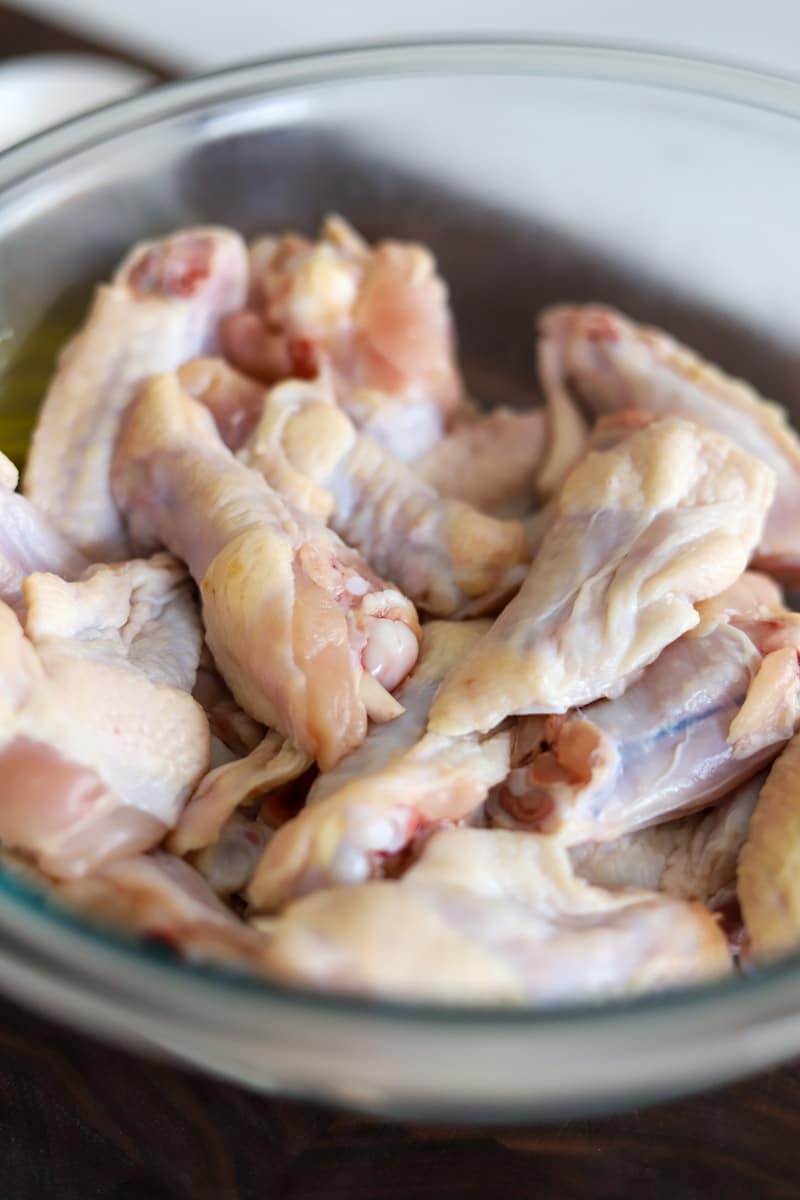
(2, 0, 800, 153)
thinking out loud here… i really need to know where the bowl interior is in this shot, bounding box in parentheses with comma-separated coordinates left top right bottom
(1, 43, 800, 1115)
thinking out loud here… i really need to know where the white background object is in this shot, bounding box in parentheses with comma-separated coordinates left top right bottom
(0, 54, 151, 151)
(10, 0, 800, 75)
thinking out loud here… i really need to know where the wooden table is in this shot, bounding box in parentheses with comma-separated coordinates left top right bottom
(1, 4, 800, 1195)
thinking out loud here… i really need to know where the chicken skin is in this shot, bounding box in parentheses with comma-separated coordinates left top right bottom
(112, 373, 420, 768)
(23, 228, 248, 559)
(430, 417, 774, 736)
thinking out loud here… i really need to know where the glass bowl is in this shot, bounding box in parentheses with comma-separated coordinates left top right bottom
(1, 40, 800, 1122)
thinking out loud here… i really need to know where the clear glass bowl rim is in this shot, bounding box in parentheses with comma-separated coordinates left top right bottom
(1, 36, 800, 1033)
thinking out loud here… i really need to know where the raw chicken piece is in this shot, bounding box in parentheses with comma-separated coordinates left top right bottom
(492, 609, 800, 844)
(24, 227, 248, 559)
(414, 407, 547, 518)
(111, 373, 421, 768)
(429, 416, 775, 736)
(693, 570, 785, 634)
(248, 621, 511, 910)
(535, 337, 589, 496)
(260, 828, 730, 1003)
(191, 648, 265, 757)
(571, 773, 763, 905)
(242, 376, 529, 617)
(0, 556, 209, 877)
(57, 851, 262, 965)
(539, 304, 800, 577)
(340, 389, 445, 464)
(0, 451, 88, 612)
(190, 812, 274, 896)
(221, 215, 464, 461)
(178, 357, 265, 451)
(170, 731, 312, 856)
(738, 733, 800, 959)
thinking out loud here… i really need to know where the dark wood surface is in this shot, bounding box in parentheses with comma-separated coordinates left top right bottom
(1, 6, 800, 1197)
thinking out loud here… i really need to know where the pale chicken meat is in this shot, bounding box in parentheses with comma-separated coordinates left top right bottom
(170, 730, 312, 856)
(0, 556, 209, 877)
(11, 213, 800, 1005)
(414, 407, 547, 519)
(429, 416, 775, 736)
(248, 621, 511, 911)
(491, 608, 800, 845)
(738, 733, 800, 959)
(191, 648, 265, 757)
(190, 811, 274, 896)
(535, 336, 589, 497)
(57, 851, 264, 965)
(539, 304, 800, 577)
(111, 373, 421, 768)
(260, 828, 730, 1003)
(178, 356, 266, 452)
(221, 215, 464, 461)
(571, 773, 763, 906)
(23, 228, 248, 560)
(0, 451, 88, 612)
(241, 376, 529, 617)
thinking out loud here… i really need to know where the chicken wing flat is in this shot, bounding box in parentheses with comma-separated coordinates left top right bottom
(430, 416, 774, 736)
(112, 373, 421, 768)
(492, 602, 800, 844)
(260, 828, 730, 1003)
(242, 376, 529, 617)
(23, 228, 248, 560)
(539, 304, 800, 577)
(0, 555, 209, 877)
(248, 621, 510, 911)
(221, 215, 464, 461)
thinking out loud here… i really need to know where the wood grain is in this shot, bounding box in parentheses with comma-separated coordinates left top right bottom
(0, 992, 799, 1200)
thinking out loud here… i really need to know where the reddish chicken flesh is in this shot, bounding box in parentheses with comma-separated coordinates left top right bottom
(222, 215, 464, 462)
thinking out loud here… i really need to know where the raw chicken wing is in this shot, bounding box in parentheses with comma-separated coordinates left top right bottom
(0, 555, 209, 877)
(58, 851, 263, 965)
(261, 828, 730, 1003)
(572, 773, 763, 906)
(170, 730, 312, 856)
(492, 607, 800, 844)
(24, 228, 248, 559)
(222, 215, 464, 461)
(415, 407, 547, 518)
(430, 416, 774, 735)
(243, 376, 529, 617)
(540, 304, 800, 577)
(112, 373, 421, 768)
(248, 621, 511, 910)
